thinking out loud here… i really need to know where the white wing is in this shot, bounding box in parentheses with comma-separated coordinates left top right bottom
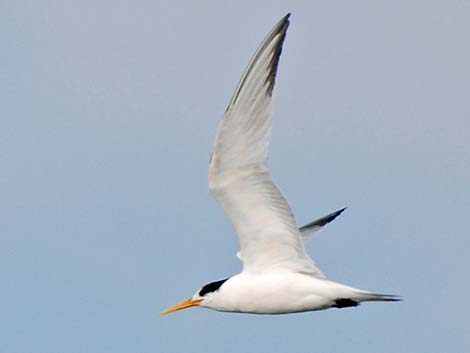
(209, 14, 324, 278)
(236, 208, 346, 260)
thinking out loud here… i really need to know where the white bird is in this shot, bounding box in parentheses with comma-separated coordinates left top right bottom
(162, 13, 400, 315)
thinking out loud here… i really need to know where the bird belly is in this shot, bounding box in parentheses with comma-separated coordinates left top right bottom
(234, 293, 331, 314)
(206, 272, 338, 314)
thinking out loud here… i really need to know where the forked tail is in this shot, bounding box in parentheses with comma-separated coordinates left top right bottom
(357, 291, 402, 303)
(334, 291, 401, 308)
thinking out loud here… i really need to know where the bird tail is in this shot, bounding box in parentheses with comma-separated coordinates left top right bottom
(330, 284, 401, 308)
(355, 291, 402, 303)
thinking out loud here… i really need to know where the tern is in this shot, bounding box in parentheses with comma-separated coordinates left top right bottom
(162, 14, 400, 315)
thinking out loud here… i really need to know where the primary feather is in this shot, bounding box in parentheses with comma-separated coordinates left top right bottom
(209, 14, 324, 277)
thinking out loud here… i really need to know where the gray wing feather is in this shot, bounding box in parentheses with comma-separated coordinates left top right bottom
(299, 208, 346, 243)
(236, 208, 346, 260)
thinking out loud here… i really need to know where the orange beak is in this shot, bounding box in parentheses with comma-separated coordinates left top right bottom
(160, 298, 203, 315)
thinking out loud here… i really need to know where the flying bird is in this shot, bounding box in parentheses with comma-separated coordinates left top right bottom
(162, 14, 400, 315)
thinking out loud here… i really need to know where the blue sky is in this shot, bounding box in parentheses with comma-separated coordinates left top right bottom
(1, 1, 469, 352)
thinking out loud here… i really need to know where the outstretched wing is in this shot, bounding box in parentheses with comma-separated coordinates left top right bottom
(236, 208, 346, 261)
(299, 208, 347, 243)
(209, 14, 323, 277)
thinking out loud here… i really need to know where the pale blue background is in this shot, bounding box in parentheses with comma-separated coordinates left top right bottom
(1, 1, 469, 352)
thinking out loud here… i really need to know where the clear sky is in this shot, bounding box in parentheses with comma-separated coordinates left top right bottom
(1, 1, 469, 352)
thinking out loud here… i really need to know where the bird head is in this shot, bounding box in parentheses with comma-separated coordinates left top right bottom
(161, 278, 228, 315)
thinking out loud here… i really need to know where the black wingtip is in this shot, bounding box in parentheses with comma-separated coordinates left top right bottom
(265, 14, 290, 95)
(316, 207, 347, 227)
(299, 207, 347, 231)
(226, 13, 292, 111)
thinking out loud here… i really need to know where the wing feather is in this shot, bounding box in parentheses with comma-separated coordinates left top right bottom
(209, 14, 324, 277)
(299, 208, 347, 243)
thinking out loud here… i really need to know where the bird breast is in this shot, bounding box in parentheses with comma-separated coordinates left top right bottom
(201, 272, 335, 314)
